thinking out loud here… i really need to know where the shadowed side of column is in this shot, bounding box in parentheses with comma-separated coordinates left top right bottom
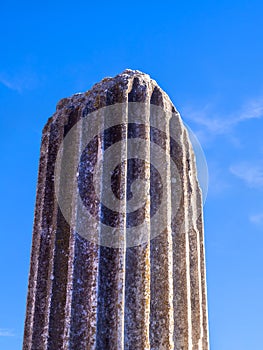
(23, 120, 51, 350)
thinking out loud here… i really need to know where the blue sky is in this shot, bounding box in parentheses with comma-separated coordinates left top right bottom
(1, 0, 263, 349)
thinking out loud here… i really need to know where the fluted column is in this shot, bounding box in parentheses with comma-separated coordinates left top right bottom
(23, 69, 209, 350)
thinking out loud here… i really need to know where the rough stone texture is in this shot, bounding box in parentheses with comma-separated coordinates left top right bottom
(23, 69, 209, 350)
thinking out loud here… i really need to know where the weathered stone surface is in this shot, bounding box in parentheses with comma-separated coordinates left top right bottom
(23, 69, 209, 350)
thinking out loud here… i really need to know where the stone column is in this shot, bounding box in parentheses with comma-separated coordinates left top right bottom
(23, 69, 209, 350)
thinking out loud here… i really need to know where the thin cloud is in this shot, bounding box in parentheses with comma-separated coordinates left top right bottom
(0, 328, 15, 337)
(0, 74, 24, 92)
(229, 162, 263, 189)
(250, 213, 263, 225)
(0, 76, 16, 90)
(0, 70, 39, 93)
(238, 98, 263, 122)
(183, 97, 263, 137)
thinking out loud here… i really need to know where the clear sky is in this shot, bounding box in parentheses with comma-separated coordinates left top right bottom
(1, 1, 263, 349)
